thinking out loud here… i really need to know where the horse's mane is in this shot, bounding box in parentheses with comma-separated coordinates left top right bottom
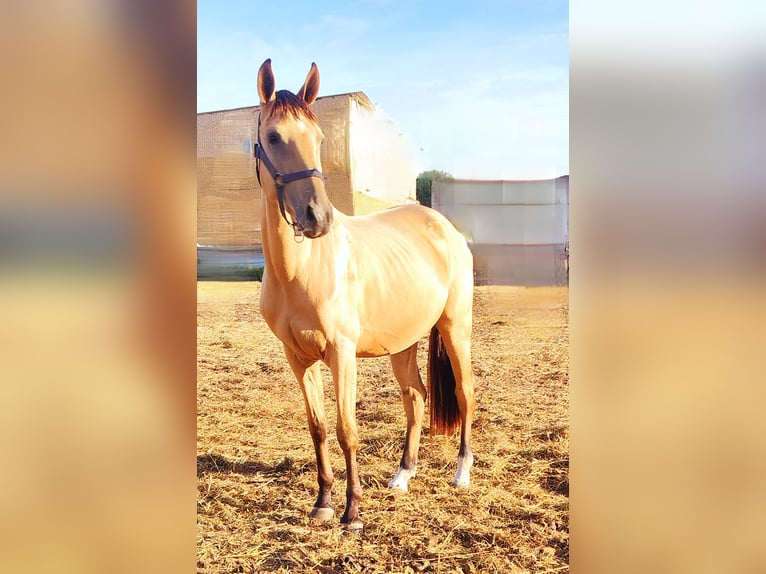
(262, 90, 318, 122)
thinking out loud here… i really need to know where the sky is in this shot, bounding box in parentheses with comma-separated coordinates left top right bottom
(198, 0, 568, 180)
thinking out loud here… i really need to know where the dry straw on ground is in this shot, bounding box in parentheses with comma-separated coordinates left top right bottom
(198, 282, 568, 573)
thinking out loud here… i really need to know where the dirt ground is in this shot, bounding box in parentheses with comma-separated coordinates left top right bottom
(197, 281, 568, 573)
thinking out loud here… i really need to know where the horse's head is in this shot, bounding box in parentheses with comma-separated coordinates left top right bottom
(256, 59, 333, 239)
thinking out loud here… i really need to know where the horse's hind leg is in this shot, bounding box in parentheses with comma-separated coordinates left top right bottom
(436, 315, 476, 487)
(388, 343, 427, 492)
(283, 347, 335, 521)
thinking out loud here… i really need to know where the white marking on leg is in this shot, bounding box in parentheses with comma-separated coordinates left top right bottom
(451, 453, 473, 488)
(387, 466, 416, 491)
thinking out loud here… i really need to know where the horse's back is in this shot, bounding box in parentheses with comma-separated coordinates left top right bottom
(343, 204, 468, 283)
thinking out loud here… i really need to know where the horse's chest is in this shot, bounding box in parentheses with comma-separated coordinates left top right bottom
(260, 290, 327, 362)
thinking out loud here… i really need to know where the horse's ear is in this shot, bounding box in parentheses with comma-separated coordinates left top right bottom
(258, 58, 276, 105)
(297, 62, 320, 105)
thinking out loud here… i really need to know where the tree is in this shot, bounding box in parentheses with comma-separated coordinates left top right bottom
(416, 170, 454, 207)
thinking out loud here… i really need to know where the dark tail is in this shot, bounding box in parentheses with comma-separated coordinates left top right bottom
(428, 326, 460, 436)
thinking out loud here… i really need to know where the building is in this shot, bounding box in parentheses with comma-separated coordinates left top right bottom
(197, 92, 418, 277)
(432, 176, 569, 286)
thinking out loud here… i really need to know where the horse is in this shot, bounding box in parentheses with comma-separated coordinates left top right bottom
(254, 58, 475, 531)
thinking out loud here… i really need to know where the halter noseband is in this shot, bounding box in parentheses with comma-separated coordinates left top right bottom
(254, 112, 326, 237)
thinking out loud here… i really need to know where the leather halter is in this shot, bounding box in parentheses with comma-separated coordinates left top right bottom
(254, 112, 326, 237)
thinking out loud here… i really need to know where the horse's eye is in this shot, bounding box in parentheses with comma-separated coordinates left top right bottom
(267, 133, 280, 145)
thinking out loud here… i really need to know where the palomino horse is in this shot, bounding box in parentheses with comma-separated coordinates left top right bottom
(255, 59, 475, 531)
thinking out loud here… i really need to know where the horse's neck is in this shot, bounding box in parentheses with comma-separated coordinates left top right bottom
(261, 197, 321, 285)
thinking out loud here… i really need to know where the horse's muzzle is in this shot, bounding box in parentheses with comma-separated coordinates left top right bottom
(298, 201, 333, 238)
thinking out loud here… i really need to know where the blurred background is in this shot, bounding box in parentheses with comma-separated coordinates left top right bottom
(0, 1, 196, 572)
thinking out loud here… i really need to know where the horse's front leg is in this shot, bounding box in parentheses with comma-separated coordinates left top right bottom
(325, 341, 363, 531)
(283, 347, 335, 521)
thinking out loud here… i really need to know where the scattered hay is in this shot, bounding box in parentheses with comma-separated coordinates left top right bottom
(198, 282, 568, 573)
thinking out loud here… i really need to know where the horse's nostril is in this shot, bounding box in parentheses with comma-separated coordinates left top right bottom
(306, 205, 317, 225)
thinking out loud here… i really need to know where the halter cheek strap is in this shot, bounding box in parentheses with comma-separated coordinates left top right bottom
(254, 113, 326, 237)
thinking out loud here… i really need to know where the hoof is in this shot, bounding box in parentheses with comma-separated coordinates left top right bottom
(341, 518, 364, 533)
(387, 480, 408, 492)
(450, 477, 470, 489)
(309, 506, 335, 521)
(387, 467, 415, 492)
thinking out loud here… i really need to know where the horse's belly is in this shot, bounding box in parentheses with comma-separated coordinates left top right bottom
(355, 290, 446, 357)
